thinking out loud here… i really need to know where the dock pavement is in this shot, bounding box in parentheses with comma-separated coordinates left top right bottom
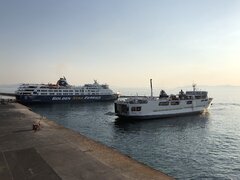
(0, 103, 174, 180)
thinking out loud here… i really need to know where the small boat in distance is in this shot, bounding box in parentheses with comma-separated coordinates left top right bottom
(114, 80, 213, 119)
(16, 77, 118, 104)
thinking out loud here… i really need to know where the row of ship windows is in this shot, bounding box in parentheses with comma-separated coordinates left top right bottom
(39, 93, 100, 95)
(22, 86, 102, 90)
(158, 101, 192, 106)
(131, 107, 142, 111)
(37, 90, 99, 92)
(131, 101, 193, 112)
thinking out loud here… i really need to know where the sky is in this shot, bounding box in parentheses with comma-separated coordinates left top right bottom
(1, 0, 240, 89)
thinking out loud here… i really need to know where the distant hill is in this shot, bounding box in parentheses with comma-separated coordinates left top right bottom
(0, 84, 19, 88)
(114, 85, 240, 96)
(0, 84, 19, 93)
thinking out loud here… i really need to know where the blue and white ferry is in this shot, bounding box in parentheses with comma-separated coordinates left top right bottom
(16, 77, 118, 104)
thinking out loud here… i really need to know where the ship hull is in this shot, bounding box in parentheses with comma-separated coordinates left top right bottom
(116, 109, 205, 120)
(115, 98, 213, 120)
(16, 94, 118, 104)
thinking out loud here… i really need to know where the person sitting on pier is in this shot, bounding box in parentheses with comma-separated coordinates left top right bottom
(32, 121, 41, 132)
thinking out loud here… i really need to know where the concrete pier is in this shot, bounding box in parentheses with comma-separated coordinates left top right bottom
(0, 103, 173, 180)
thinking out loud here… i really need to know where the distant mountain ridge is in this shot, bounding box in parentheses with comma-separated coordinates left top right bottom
(0, 84, 19, 93)
(0, 84, 19, 88)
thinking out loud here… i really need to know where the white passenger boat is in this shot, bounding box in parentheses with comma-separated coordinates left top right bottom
(114, 80, 213, 119)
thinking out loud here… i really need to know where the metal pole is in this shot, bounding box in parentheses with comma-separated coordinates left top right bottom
(150, 79, 153, 98)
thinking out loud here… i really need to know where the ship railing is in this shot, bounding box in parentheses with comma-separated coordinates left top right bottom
(116, 97, 148, 104)
(129, 101, 148, 104)
(126, 98, 148, 104)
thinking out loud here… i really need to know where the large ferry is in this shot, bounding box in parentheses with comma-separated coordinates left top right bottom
(115, 80, 213, 119)
(15, 77, 118, 104)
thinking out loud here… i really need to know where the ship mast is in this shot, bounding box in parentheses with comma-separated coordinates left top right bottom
(192, 83, 196, 91)
(150, 79, 153, 98)
(192, 83, 197, 97)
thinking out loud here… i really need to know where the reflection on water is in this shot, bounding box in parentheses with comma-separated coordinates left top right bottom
(114, 114, 210, 132)
(30, 101, 240, 179)
(112, 114, 212, 179)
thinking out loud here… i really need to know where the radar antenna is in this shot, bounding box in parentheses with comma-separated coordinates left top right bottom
(192, 83, 197, 91)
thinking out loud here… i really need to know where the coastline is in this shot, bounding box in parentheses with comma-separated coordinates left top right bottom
(0, 102, 173, 180)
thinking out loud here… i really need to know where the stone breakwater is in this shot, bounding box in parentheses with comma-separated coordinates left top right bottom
(0, 103, 173, 180)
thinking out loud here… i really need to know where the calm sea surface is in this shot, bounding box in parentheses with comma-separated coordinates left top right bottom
(2, 86, 240, 179)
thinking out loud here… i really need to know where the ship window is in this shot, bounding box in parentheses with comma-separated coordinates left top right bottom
(131, 106, 141, 111)
(69, 90, 73, 92)
(57, 93, 62, 95)
(37, 90, 40, 92)
(41, 90, 47, 92)
(159, 101, 169, 106)
(171, 101, 180, 105)
(75, 90, 79, 92)
(41, 93, 47, 95)
(58, 90, 62, 92)
(54, 90, 58, 92)
(75, 93, 79, 95)
(187, 96, 192, 99)
(49, 93, 55, 95)
(63, 93, 68, 95)
(63, 90, 68, 92)
(48, 90, 53, 92)
(69, 93, 73, 95)
(186, 101, 192, 104)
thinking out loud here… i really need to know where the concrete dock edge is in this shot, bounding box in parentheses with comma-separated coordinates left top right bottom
(0, 103, 174, 180)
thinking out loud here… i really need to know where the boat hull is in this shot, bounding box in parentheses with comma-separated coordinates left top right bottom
(16, 94, 118, 104)
(115, 98, 213, 120)
(116, 110, 205, 120)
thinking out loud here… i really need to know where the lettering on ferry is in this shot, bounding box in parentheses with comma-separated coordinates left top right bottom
(52, 97, 71, 101)
(72, 96, 83, 100)
(84, 96, 101, 100)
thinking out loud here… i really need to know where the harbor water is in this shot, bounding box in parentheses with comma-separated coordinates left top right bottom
(3, 86, 240, 179)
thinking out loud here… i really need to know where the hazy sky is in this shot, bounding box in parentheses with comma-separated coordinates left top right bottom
(1, 0, 240, 88)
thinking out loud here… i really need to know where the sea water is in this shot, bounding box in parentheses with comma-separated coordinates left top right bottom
(2, 86, 240, 179)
